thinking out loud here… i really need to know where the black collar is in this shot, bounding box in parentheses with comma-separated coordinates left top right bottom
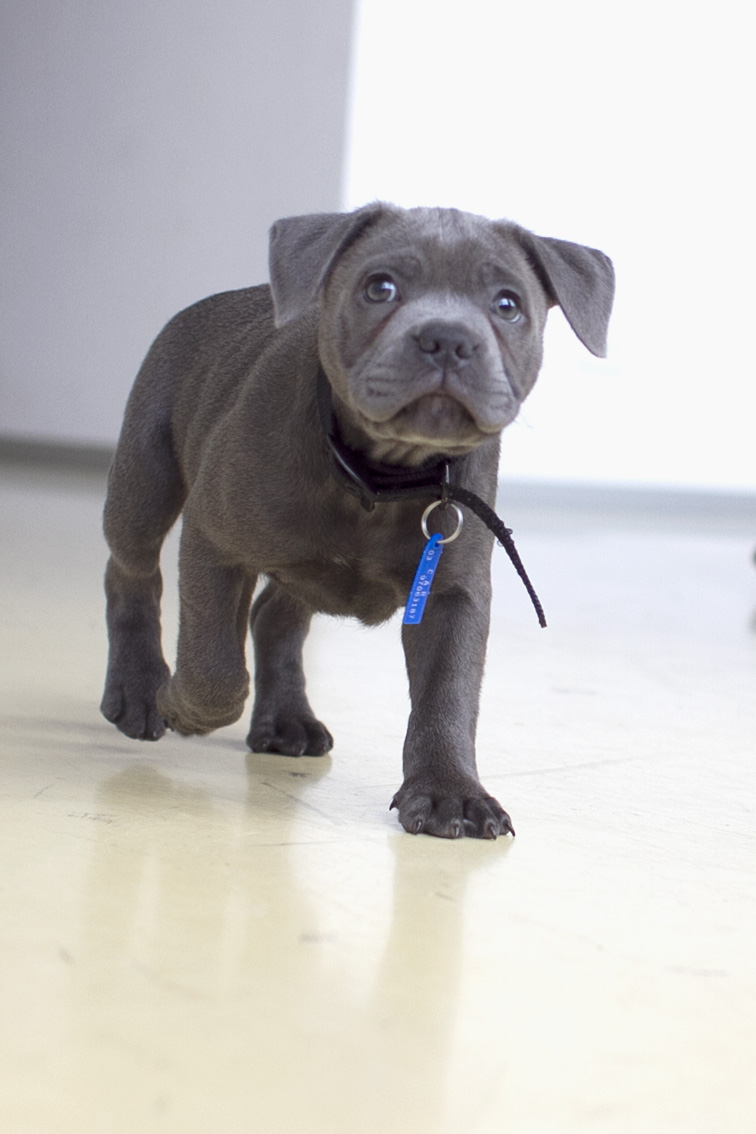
(316, 365, 547, 628)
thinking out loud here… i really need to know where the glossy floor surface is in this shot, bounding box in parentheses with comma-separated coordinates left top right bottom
(1, 461, 755, 1133)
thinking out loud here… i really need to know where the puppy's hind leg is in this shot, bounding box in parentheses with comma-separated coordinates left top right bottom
(101, 418, 185, 740)
(247, 582, 333, 757)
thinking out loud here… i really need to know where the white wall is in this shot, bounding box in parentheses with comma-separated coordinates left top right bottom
(344, 0, 755, 492)
(0, 0, 354, 446)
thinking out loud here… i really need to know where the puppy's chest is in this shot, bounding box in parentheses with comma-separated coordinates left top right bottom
(271, 538, 420, 626)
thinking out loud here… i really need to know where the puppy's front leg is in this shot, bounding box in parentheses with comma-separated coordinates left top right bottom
(393, 586, 514, 839)
(157, 523, 255, 736)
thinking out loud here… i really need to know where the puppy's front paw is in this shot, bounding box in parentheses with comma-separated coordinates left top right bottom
(247, 711, 334, 757)
(101, 661, 170, 741)
(390, 776, 515, 840)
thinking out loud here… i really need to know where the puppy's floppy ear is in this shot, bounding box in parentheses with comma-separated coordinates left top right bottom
(268, 204, 384, 326)
(518, 231, 615, 357)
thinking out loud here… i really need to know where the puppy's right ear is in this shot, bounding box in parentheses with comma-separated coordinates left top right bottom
(268, 205, 384, 326)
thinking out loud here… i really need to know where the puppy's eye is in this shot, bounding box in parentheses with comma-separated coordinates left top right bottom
(365, 275, 399, 303)
(493, 290, 521, 322)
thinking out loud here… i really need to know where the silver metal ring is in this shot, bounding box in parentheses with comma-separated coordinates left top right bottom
(421, 501, 464, 544)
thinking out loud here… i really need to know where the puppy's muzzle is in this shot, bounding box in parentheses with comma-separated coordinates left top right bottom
(393, 319, 516, 437)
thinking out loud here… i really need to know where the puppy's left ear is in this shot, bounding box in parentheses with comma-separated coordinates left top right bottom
(519, 232, 615, 357)
(268, 204, 384, 326)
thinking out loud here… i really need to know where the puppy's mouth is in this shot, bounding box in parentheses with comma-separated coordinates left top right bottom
(363, 393, 493, 452)
(399, 391, 475, 432)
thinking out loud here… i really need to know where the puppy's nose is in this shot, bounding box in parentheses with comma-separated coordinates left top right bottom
(415, 322, 477, 363)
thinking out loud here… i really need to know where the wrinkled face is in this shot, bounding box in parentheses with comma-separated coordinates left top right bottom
(319, 208, 551, 464)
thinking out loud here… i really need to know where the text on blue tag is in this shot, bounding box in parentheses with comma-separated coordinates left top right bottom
(403, 533, 445, 625)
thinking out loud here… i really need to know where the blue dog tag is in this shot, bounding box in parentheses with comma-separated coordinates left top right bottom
(403, 533, 445, 625)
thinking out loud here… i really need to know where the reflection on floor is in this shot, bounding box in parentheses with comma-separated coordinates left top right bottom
(1, 460, 755, 1133)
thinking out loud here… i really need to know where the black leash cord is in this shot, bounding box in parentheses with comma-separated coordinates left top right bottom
(446, 485, 547, 628)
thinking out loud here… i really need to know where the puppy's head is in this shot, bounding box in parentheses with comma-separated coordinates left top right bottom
(269, 204, 614, 465)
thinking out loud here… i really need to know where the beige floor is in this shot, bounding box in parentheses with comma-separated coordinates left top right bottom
(1, 460, 755, 1134)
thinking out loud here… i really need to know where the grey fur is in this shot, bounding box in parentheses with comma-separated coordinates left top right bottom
(101, 203, 614, 839)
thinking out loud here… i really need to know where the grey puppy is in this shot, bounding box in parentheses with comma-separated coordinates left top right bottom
(101, 204, 614, 839)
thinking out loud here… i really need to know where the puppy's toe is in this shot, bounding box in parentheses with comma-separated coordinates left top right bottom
(390, 789, 434, 836)
(423, 797, 467, 839)
(463, 796, 515, 839)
